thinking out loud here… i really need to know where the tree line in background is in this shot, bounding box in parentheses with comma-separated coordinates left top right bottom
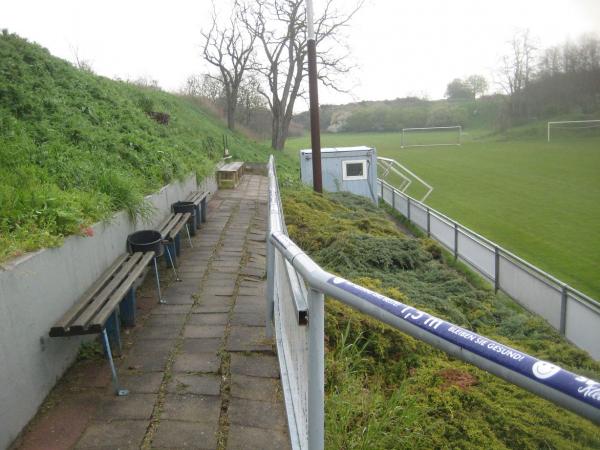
(298, 32, 600, 134)
(181, 0, 362, 149)
(184, 13, 599, 139)
(500, 31, 600, 124)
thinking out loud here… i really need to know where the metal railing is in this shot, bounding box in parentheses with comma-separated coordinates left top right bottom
(377, 179, 600, 360)
(266, 156, 600, 450)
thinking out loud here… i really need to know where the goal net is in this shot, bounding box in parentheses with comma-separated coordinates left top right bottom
(401, 126, 462, 148)
(547, 120, 600, 142)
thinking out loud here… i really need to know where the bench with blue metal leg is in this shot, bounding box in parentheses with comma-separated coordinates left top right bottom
(49, 251, 154, 396)
(186, 191, 209, 229)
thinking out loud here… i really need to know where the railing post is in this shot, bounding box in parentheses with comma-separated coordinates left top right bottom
(407, 197, 411, 222)
(560, 285, 568, 335)
(266, 180, 274, 338)
(392, 187, 395, 210)
(266, 239, 275, 338)
(494, 246, 500, 293)
(426, 207, 431, 237)
(308, 287, 324, 450)
(380, 181, 384, 199)
(453, 222, 458, 260)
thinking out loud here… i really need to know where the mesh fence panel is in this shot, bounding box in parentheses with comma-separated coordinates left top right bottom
(498, 253, 563, 328)
(457, 230, 496, 280)
(565, 292, 600, 357)
(430, 213, 455, 250)
(382, 183, 394, 205)
(410, 202, 428, 231)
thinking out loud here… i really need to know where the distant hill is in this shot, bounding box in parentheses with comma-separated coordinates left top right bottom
(293, 95, 507, 134)
(0, 31, 272, 262)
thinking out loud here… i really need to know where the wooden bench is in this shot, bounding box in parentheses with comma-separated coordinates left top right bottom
(50, 251, 155, 396)
(158, 212, 192, 275)
(185, 191, 209, 228)
(217, 162, 244, 189)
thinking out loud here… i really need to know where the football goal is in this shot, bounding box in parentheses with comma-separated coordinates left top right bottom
(547, 120, 600, 142)
(401, 126, 462, 148)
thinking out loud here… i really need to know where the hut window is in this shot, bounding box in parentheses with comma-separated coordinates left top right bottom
(343, 160, 367, 180)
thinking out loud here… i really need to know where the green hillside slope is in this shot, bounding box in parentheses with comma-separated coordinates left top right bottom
(0, 31, 270, 262)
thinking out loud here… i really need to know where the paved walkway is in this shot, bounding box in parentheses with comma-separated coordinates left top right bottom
(14, 175, 291, 450)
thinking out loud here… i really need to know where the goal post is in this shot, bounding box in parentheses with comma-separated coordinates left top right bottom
(401, 126, 462, 148)
(547, 120, 600, 142)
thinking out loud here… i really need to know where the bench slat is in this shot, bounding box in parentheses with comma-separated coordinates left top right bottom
(168, 212, 191, 240)
(50, 253, 130, 336)
(90, 252, 155, 332)
(158, 213, 182, 239)
(186, 191, 208, 205)
(69, 253, 145, 332)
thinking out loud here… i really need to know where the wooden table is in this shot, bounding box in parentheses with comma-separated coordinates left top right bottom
(217, 161, 244, 189)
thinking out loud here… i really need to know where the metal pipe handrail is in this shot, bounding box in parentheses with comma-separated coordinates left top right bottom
(378, 179, 600, 310)
(269, 230, 600, 425)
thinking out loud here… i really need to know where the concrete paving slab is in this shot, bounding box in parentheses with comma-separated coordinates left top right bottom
(228, 398, 287, 431)
(120, 352, 169, 372)
(230, 374, 280, 402)
(127, 339, 176, 357)
(95, 394, 156, 420)
(173, 353, 221, 373)
(167, 373, 221, 396)
(184, 325, 226, 339)
(145, 314, 187, 327)
(151, 305, 192, 315)
(229, 354, 280, 379)
(226, 425, 291, 450)
(188, 313, 229, 326)
(161, 394, 221, 423)
(192, 304, 231, 314)
(117, 372, 164, 394)
(230, 312, 264, 327)
(202, 286, 236, 297)
(152, 420, 217, 449)
(136, 326, 181, 340)
(181, 338, 222, 355)
(74, 420, 148, 449)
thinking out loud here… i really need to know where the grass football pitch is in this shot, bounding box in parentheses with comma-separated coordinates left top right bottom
(284, 131, 600, 300)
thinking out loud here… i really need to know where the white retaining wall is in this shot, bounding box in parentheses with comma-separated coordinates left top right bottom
(0, 172, 217, 450)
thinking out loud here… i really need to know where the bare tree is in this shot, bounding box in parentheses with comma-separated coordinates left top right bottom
(201, 8, 255, 130)
(466, 75, 488, 98)
(499, 30, 537, 97)
(498, 30, 537, 117)
(237, 0, 363, 150)
(182, 74, 224, 103)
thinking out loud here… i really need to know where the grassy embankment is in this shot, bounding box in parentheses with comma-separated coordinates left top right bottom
(278, 184, 600, 449)
(285, 130, 600, 300)
(0, 32, 271, 263)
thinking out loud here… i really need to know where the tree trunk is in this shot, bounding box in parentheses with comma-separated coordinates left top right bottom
(271, 113, 289, 150)
(227, 102, 236, 130)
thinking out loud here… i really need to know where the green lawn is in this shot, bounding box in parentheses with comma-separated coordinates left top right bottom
(285, 131, 600, 300)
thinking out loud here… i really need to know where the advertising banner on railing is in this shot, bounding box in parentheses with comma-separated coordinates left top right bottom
(326, 276, 600, 409)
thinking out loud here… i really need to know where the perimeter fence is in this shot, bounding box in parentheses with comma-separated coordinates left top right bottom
(377, 179, 600, 360)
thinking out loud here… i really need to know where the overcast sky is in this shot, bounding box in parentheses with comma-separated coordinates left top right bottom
(2, 0, 599, 110)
